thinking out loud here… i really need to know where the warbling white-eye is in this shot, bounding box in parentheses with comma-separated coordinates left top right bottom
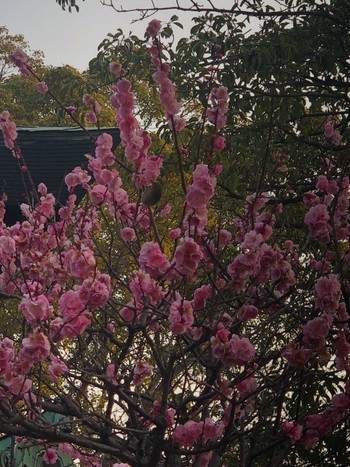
(141, 181, 163, 206)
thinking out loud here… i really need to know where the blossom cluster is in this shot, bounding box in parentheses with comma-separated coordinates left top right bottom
(0, 111, 18, 152)
(110, 78, 163, 189)
(0, 17, 349, 467)
(149, 30, 186, 131)
(324, 115, 342, 146)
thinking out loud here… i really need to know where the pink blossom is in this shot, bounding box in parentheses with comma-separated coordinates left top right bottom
(90, 184, 109, 206)
(183, 205, 209, 237)
(160, 203, 172, 216)
(332, 129, 342, 146)
(65, 166, 91, 189)
(43, 448, 58, 465)
(282, 342, 311, 366)
(153, 70, 181, 116)
(20, 295, 52, 324)
(94, 168, 119, 191)
(121, 227, 136, 242)
(59, 290, 85, 319)
(303, 316, 330, 342)
(254, 221, 273, 242)
(85, 111, 97, 124)
(227, 335, 255, 365)
(37, 81, 48, 94)
(174, 237, 202, 277)
(133, 361, 153, 386)
(95, 133, 115, 166)
(227, 250, 259, 291)
(0, 111, 18, 151)
(190, 326, 204, 340)
(303, 191, 320, 209)
(332, 393, 350, 412)
(316, 175, 329, 192)
(300, 429, 320, 450)
(9, 48, 31, 76)
(106, 323, 115, 332)
(10, 47, 28, 65)
(218, 229, 232, 246)
(83, 94, 95, 106)
(65, 105, 76, 113)
(169, 228, 181, 239)
(134, 154, 163, 188)
(109, 62, 122, 74)
(169, 299, 194, 335)
(211, 331, 255, 366)
(212, 135, 226, 150)
(0, 338, 15, 376)
(96, 131, 113, 148)
(304, 203, 330, 243)
(147, 19, 162, 37)
(237, 304, 258, 321)
(119, 303, 137, 322)
(283, 421, 303, 443)
(206, 86, 229, 130)
(314, 274, 341, 313)
(78, 275, 111, 309)
(151, 401, 175, 428)
(324, 121, 335, 138)
(242, 230, 264, 250)
(202, 417, 224, 443)
(47, 356, 68, 383)
(305, 413, 331, 436)
(52, 313, 91, 340)
(172, 420, 203, 446)
(139, 241, 170, 278)
(5, 375, 32, 396)
(19, 330, 51, 365)
(169, 115, 186, 132)
(192, 285, 213, 309)
(150, 46, 182, 119)
(0, 236, 16, 255)
(236, 375, 258, 396)
(335, 333, 350, 359)
(130, 270, 163, 305)
(212, 164, 223, 176)
(186, 164, 215, 210)
(65, 247, 96, 281)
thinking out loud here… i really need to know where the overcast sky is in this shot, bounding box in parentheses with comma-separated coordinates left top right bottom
(2, 0, 204, 71)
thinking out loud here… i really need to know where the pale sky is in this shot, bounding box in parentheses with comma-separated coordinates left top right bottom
(1, 0, 209, 71)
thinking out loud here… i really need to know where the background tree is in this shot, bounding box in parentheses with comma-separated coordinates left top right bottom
(0, 25, 44, 82)
(0, 27, 115, 126)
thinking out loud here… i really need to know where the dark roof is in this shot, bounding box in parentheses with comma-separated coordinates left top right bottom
(0, 127, 120, 224)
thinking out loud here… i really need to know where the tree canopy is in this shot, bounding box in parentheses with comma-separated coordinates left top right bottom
(0, 2, 349, 466)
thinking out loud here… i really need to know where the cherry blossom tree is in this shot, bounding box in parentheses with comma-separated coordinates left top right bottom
(0, 13, 349, 467)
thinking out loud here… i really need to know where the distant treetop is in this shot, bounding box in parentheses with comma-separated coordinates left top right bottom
(55, 0, 84, 12)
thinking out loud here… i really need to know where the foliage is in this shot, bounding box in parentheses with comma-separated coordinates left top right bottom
(0, 28, 116, 127)
(0, 4, 349, 467)
(94, 0, 350, 219)
(55, 0, 84, 13)
(1, 64, 116, 127)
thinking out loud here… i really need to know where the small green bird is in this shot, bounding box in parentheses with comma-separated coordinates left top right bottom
(141, 181, 163, 206)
